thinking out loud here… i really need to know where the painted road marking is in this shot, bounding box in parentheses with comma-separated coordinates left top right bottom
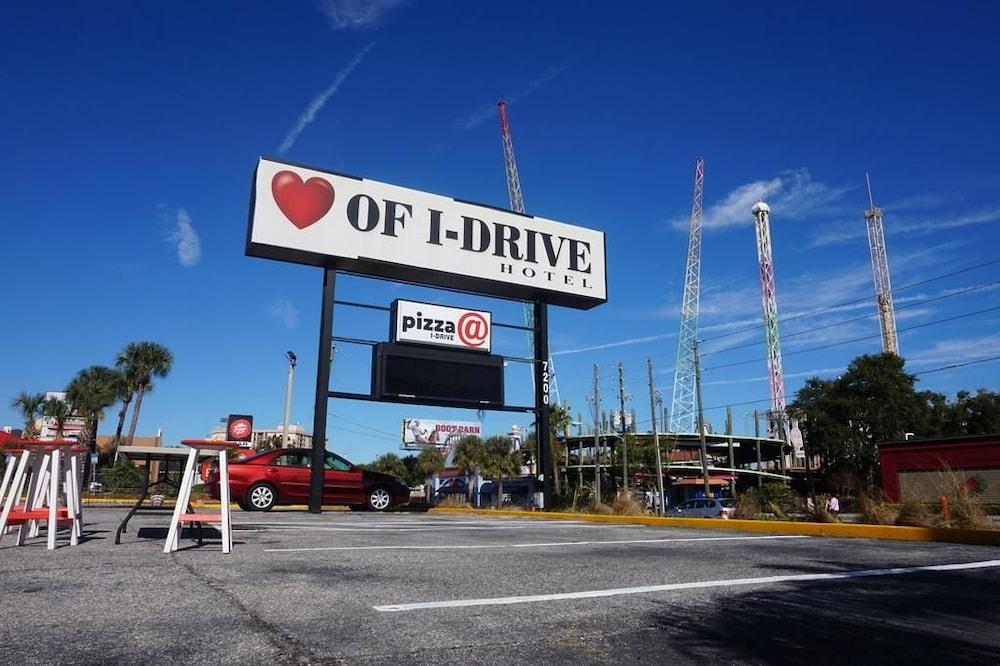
(373, 559, 1000, 612)
(236, 523, 600, 533)
(266, 534, 807, 553)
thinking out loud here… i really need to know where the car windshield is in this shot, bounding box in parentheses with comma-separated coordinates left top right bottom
(324, 454, 352, 471)
(720, 499, 736, 508)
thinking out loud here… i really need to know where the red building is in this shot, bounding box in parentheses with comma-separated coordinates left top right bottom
(878, 434, 1000, 502)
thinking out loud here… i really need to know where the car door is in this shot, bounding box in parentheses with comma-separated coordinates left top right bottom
(268, 451, 311, 501)
(324, 452, 364, 504)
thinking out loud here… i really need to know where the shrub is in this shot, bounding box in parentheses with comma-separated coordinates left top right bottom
(733, 492, 761, 520)
(858, 492, 899, 526)
(435, 496, 470, 509)
(611, 493, 645, 516)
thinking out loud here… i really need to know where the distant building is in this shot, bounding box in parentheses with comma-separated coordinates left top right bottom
(96, 432, 164, 456)
(208, 423, 313, 448)
(879, 434, 1000, 503)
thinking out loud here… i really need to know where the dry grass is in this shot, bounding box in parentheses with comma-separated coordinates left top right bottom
(611, 493, 645, 516)
(894, 496, 935, 528)
(859, 492, 899, 526)
(939, 471, 993, 530)
(434, 496, 471, 509)
(585, 499, 614, 515)
(733, 493, 760, 520)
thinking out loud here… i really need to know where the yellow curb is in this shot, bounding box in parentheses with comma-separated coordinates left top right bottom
(429, 507, 1000, 547)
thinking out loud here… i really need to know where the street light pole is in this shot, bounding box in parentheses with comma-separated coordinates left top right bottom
(281, 350, 296, 448)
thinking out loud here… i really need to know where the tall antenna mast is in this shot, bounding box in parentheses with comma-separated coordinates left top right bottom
(751, 201, 787, 440)
(497, 100, 560, 404)
(669, 157, 704, 433)
(864, 173, 899, 355)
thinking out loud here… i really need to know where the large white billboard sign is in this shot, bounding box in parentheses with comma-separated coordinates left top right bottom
(247, 158, 607, 309)
(402, 418, 481, 449)
(392, 299, 491, 353)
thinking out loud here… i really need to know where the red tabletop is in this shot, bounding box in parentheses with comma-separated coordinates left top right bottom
(17, 439, 79, 450)
(180, 439, 244, 451)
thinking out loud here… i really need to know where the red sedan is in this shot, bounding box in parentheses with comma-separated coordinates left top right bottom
(204, 448, 410, 512)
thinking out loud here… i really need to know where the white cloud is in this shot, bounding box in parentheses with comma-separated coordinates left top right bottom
(315, 0, 405, 31)
(704, 366, 844, 387)
(455, 64, 570, 131)
(809, 204, 1000, 248)
(670, 168, 855, 231)
(276, 42, 375, 155)
(168, 209, 201, 268)
(267, 300, 300, 329)
(552, 332, 676, 356)
(905, 334, 1000, 367)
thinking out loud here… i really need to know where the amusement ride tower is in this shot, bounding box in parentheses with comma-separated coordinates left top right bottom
(864, 174, 899, 355)
(751, 201, 788, 440)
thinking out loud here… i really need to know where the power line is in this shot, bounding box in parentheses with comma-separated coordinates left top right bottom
(701, 280, 1000, 358)
(704, 304, 1000, 372)
(327, 412, 400, 440)
(700, 256, 1000, 343)
(913, 355, 1000, 376)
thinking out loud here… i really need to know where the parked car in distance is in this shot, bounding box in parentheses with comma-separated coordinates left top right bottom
(672, 497, 735, 519)
(204, 448, 410, 512)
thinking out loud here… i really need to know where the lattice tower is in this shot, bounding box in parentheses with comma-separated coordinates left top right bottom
(751, 201, 787, 434)
(864, 174, 899, 355)
(497, 100, 560, 404)
(669, 157, 704, 433)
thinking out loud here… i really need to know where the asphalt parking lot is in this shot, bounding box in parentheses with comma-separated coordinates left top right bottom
(1, 509, 999, 664)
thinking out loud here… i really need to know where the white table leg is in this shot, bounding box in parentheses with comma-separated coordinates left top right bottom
(19, 452, 45, 545)
(47, 449, 60, 550)
(0, 454, 15, 508)
(219, 451, 232, 553)
(0, 451, 31, 544)
(68, 454, 82, 541)
(164, 448, 198, 554)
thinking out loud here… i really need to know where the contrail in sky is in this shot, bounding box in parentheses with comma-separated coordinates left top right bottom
(276, 42, 376, 155)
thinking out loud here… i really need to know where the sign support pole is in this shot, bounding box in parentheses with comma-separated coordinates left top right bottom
(533, 299, 552, 509)
(309, 268, 336, 513)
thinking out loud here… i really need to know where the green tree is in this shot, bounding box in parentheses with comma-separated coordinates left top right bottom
(480, 435, 521, 509)
(111, 348, 144, 447)
(791, 353, 935, 489)
(949, 389, 1000, 435)
(366, 452, 409, 480)
(452, 435, 485, 503)
(42, 395, 72, 439)
(548, 403, 572, 495)
(415, 446, 446, 481)
(117, 341, 174, 447)
(66, 366, 124, 457)
(10, 391, 46, 439)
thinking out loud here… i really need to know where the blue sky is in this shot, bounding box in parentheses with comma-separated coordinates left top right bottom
(2, 1, 999, 462)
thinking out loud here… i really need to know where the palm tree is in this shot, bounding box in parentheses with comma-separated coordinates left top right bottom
(10, 391, 46, 439)
(452, 435, 485, 504)
(111, 354, 142, 447)
(482, 435, 521, 509)
(548, 403, 573, 495)
(66, 366, 124, 456)
(117, 341, 173, 446)
(42, 396, 72, 439)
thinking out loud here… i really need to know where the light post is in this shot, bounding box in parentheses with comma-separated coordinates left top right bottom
(281, 350, 296, 448)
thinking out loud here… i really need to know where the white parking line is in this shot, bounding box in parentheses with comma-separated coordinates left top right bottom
(373, 559, 1000, 612)
(238, 523, 596, 533)
(266, 534, 807, 553)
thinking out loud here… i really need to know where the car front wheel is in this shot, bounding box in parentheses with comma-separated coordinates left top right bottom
(247, 482, 276, 511)
(366, 487, 393, 512)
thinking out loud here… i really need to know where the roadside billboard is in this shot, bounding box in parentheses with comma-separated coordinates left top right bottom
(402, 418, 481, 450)
(391, 299, 491, 353)
(246, 157, 607, 310)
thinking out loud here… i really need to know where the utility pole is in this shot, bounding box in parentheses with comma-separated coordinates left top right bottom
(693, 339, 711, 498)
(281, 350, 297, 448)
(618, 362, 628, 492)
(592, 364, 602, 503)
(648, 359, 665, 516)
(754, 409, 763, 489)
(726, 406, 735, 497)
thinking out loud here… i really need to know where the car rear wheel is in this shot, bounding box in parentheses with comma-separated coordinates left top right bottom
(247, 482, 276, 511)
(366, 487, 393, 512)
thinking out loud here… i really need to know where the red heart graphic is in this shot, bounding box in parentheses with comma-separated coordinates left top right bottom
(271, 170, 335, 229)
